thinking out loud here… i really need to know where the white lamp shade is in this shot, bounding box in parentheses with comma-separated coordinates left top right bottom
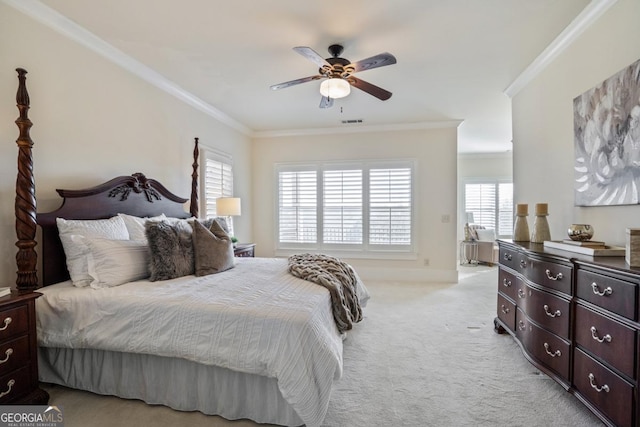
(319, 78, 351, 99)
(216, 197, 241, 216)
(465, 212, 475, 223)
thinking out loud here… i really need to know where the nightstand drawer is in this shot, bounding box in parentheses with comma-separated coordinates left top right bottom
(0, 305, 28, 341)
(0, 335, 30, 375)
(0, 365, 31, 404)
(234, 244, 255, 257)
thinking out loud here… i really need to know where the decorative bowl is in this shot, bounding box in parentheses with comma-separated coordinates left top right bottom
(567, 224, 594, 241)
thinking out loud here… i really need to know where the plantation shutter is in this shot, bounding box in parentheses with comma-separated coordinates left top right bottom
(498, 183, 514, 236)
(204, 153, 233, 218)
(464, 182, 513, 238)
(369, 168, 412, 245)
(278, 170, 318, 243)
(323, 169, 363, 244)
(464, 183, 496, 229)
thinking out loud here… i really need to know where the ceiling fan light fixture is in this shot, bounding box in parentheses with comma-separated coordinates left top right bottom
(320, 78, 350, 99)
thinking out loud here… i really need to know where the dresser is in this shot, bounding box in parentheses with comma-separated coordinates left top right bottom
(495, 240, 639, 427)
(0, 292, 49, 404)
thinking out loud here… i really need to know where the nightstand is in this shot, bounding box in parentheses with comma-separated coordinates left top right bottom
(0, 292, 49, 404)
(234, 243, 256, 258)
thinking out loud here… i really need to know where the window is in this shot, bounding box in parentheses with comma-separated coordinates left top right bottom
(202, 149, 233, 218)
(463, 181, 513, 237)
(276, 161, 414, 255)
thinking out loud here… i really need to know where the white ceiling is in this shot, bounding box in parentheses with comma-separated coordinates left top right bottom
(16, 0, 597, 153)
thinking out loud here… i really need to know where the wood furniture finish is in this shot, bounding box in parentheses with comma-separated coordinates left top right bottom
(0, 292, 49, 404)
(234, 243, 256, 258)
(495, 240, 640, 427)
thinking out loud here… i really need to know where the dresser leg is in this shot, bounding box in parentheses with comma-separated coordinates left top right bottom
(493, 317, 506, 334)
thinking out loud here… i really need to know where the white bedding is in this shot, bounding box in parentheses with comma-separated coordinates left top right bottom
(36, 257, 369, 427)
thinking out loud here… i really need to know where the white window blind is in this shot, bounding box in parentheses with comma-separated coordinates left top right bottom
(464, 181, 513, 238)
(203, 151, 233, 218)
(323, 170, 363, 244)
(276, 161, 414, 255)
(369, 168, 412, 245)
(278, 170, 317, 243)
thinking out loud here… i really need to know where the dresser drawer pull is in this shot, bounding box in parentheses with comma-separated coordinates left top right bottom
(0, 317, 12, 331)
(0, 348, 13, 365)
(543, 343, 561, 357)
(502, 278, 512, 287)
(590, 326, 612, 343)
(545, 269, 563, 281)
(543, 304, 561, 318)
(0, 379, 15, 398)
(500, 304, 510, 314)
(519, 259, 527, 269)
(588, 373, 609, 393)
(503, 253, 512, 261)
(591, 283, 612, 297)
(518, 320, 526, 331)
(517, 289, 526, 299)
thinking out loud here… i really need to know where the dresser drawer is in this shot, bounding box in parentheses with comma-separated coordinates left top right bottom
(526, 258, 572, 295)
(497, 293, 516, 332)
(498, 268, 517, 301)
(516, 282, 570, 339)
(0, 304, 28, 341)
(499, 247, 521, 271)
(576, 269, 636, 320)
(575, 304, 635, 379)
(574, 348, 634, 427)
(0, 365, 31, 404)
(516, 309, 570, 381)
(0, 335, 30, 376)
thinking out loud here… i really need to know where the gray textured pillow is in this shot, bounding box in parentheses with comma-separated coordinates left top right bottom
(192, 219, 235, 276)
(145, 220, 195, 281)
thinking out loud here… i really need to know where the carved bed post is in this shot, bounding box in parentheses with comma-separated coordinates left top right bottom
(190, 137, 199, 218)
(14, 68, 38, 291)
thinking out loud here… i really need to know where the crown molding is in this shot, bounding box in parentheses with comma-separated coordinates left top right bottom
(3, 0, 251, 136)
(252, 120, 463, 139)
(504, 0, 618, 98)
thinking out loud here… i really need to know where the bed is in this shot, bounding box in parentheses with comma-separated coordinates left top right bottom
(12, 69, 368, 427)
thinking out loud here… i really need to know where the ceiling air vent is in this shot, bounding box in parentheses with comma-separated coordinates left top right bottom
(341, 119, 363, 124)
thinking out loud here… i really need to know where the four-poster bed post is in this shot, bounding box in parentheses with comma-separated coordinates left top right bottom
(14, 68, 38, 292)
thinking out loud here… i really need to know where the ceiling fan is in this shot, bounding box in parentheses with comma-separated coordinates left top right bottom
(270, 44, 397, 108)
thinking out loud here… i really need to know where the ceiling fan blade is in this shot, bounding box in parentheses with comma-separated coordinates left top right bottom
(319, 96, 334, 109)
(348, 52, 396, 73)
(349, 77, 392, 100)
(293, 46, 331, 68)
(270, 75, 322, 90)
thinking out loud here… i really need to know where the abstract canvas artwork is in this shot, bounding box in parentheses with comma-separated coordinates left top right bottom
(573, 58, 640, 206)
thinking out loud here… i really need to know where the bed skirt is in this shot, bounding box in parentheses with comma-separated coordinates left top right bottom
(38, 347, 304, 426)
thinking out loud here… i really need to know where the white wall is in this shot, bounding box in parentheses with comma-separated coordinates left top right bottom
(0, 4, 252, 286)
(512, 0, 640, 246)
(251, 127, 459, 283)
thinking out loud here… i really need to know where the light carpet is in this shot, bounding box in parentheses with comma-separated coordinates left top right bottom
(42, 266, 603, 426)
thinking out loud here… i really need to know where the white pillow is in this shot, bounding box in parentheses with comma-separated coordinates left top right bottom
(475, 228, 497, 242)
(86, 239, 150, 288)
(117, 213, 166, 241)
(56, 216, 130, 287)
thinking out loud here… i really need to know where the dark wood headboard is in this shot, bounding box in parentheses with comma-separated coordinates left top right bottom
(13, 69, 201, 289)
